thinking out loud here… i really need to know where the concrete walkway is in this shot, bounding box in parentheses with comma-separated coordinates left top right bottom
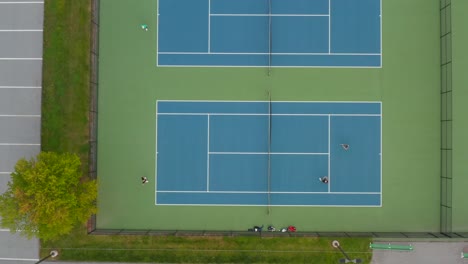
(371, 242, 468, 264)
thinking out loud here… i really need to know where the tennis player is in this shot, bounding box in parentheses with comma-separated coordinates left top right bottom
(319, 176, 329, 184)
(341, 144, 350, 150)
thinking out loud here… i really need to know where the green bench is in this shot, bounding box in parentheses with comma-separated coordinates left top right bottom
(370, 243, 413, 251)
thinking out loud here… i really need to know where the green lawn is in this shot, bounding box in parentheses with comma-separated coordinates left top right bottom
(39, 0, 373, 263)
(42, 227, 372, 263)
(41, 0, 90, 158)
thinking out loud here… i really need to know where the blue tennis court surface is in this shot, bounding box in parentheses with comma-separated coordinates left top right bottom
(157, 0, 381, 67)
(156, 101, 382, 206)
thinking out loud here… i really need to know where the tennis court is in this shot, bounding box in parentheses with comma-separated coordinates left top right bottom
(156, 101, 381, 206)
(95, 0, 468, 233)
(157, 0, 381, 67)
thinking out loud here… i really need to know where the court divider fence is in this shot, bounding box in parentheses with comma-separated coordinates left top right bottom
(440, 0, 453, 234)
(86, 0, 464, 239)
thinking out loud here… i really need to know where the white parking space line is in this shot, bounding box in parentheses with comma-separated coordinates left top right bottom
(0, 143, 40, 146)
(0, 258, 39, 262)
(0, 29, 42, 32)
(0, 57, 42, 60)
(0, 112, 40, 116)
(0, 2, 43, 4)
(0, 86, 41, 89)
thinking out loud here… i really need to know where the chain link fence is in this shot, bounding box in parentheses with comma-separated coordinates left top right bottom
(440, 0, 453, 234)
(88, 229, 468, 239)
(86, 0, 464, 239)
(87, 0, 99, 234)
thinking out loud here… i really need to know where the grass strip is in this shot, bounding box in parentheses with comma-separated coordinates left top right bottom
(42, 228, 372, 263)
(41, 0, 90, 157)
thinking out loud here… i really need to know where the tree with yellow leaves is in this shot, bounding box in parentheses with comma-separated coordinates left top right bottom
(0, 152, 97, 241)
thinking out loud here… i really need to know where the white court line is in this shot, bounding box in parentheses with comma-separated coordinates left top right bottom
(380, 102, 383, 205)
(206, 114, 210, 192)
(0, 172, 12, 174)
(0, 143, 40, 146)
(156, 0, 159, 66)
(157, 100, 382, 103)
(155, 102, 158, 204)
(156, 100, 382, 205)
(380, 0, 383, 66)
(157, 190, 380, 194)
(0, 113, 40, 116)
(0, 29, 43, 32)
(209, 152, 328, 155)
(0, 86, 41, 89)
(156, 203, 381, 207)
(157, 0, 382, 68)
(0, 228, 10, 231)
(159, 51, 381, 56)
(158, 113, 381, 117)
(328, 0, 331, 53)
(207, 0, 211, 53)
(328, 114, 331, 193)
(158, 65, 382, 69)
(210, 14, 329, 17)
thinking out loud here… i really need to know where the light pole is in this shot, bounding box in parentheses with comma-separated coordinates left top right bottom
(332, 240, 362, 263)
(35, 250, 58, 264)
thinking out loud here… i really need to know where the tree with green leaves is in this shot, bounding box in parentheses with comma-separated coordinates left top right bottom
(0, 152, 97, 241)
